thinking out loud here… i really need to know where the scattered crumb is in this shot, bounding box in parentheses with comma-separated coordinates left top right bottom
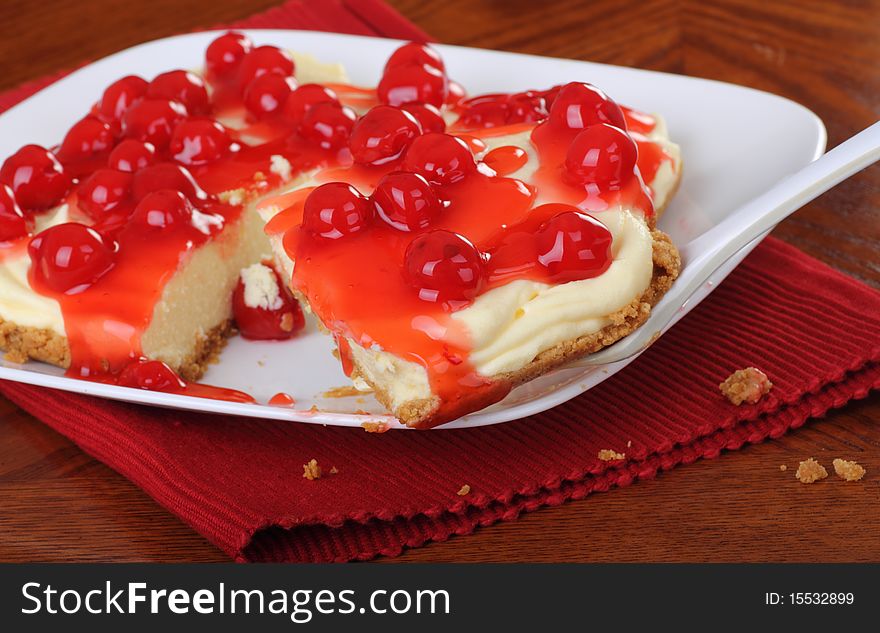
(322, 385, 363, 398)
(456, 484, 471, 496)
(832, 458, 866, 482)
(257, 360, 265, 367)
(626, 440, 632, 448)
(253, 170, 267, 181)
(302, 459, 322, 481)
(362, 421, 391, 433)
(598, 449, 626, 462)
(719, 367, 773, 405)
(330, 466, 339, 475)
(779, 464, 787, 472)
(308, 405, 319, 413)
(795, 458, 828, 484)
(217, 188, 246, 206)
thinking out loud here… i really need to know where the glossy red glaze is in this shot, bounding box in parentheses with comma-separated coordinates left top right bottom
(108, 139, 156, 173)
(372, 171, 442, 232)
(483, 145, 528, 176)
(131, 162, 207, 203)
(268, 392, 296, 406)
(76, 168, 133, 220)
(0, 184, 28, 242)
(232, 265, 304, 340)
(402, 133, 476, 185)
(147, 70, 210, 115)
(378, 63, 447, 108)
(349, 105, 422, 166)
(169, 118, 234, 166)
(116, 357, 255, 403)
(121, 99, 188, 149)
(205, 32, 253, 79)
(0, 144, 71, 213)
(28, 223, 118, 295)
(401, 102, 446, 133)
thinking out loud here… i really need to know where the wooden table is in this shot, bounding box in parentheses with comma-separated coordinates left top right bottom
(0, 0, 878, 562)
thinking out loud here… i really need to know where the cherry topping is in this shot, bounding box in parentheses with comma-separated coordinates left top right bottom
(298, 102, 357, 150)
(402, 133, 476, 186)
(57, 116, 114, 164)
(147, 70, 210, 116)
(349, 105, 422, 166)
(0, 144, 71, 213)
(385, 42, 445, 73)
(401, 102, 446, 133)
(237, 45, 295, 92)
(28, 223, 117, 294)
(96, 75, 148, 124)
(108, 139, 156, 173)
(302, 182, 373, 239)
(534, 209, 613, 283)
(564, 123, 638, 190)
(232, 264, 304, 340)
(458, 96, 509, 129)
(205, 31, 253, 79)
(404, 230, 485, 306)
(121, 99, 188, 149)
(244, 74, 297, 119)
(548, 82, 626, 131)
(378, 63, 447, 108)
(0, 185, 28, 242)
(282, 84, 339, 125)
(118, 358, 185, 392)
(507, 92, 549, 123)
(76, 168, 133, 220)
(169, 118, 234, 165)
(372, 171, 442, 232)
(131, 189, 194, 230)
(131, 162, 207, 202)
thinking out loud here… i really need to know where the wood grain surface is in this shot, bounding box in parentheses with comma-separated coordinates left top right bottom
(0, 0, 878, 562)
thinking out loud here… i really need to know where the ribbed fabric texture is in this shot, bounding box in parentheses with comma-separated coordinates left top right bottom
(0, 0, 878, 562)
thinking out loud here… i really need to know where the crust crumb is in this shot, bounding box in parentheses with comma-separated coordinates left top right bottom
(795, 458, 827, 484)
(626, 440, 632, 448)
(719, 367, 772, 405)
(779, 464, 787, 472)
(832, 458, 865, 482)
(329, 466, 339, 475)
(456, 484, 471, 496)
(362, 421, 391, 433)
(302, 459, 322, 480)
(598, 449, 625, 462)
(322, 385, 362, 398)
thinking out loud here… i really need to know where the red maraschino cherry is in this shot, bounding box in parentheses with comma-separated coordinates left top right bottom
(282, 84, 339, 125)
(548, 82, 626, 131)
(302, 182, 372, 239)
(0, 144, 71, 212)
(372, 171, 442, 232)
(402, 133, 476, 186)
(56, 116, 115, 164)
(96, 75, 148, 124)
(131, 162, 207, 202)
(458, 96, 508, 129)
(349, 105, 422, 166)
(232, 264, 304, 340)
(378, 63, 447, 108)
(564, 123, 638, 190)
(244, 74, 297, 119)
(205, 31, 253, 79)
(118, 358, 186, 392)
(384, 42, 445, 73)
(131, 189, 194, 230)
(108, 139, 156, 173)
(237, 45, 294, 92)
(28, 223, 117, 294)
(169, 118, 234, 165)
(534, 209, 613, 283)
(507, 91, 549, 123)
(147, 70, 210, 116)
(298, 102, 357, 150)
(404, 229, 485, 306)
(0, 185, 28, 242)
(401, 102, 446, 133)
(121, 98, 188, 149)
(76, 168, 133, 220)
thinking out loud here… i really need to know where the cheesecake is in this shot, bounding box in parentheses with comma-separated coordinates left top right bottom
(0, 33, 681, 425)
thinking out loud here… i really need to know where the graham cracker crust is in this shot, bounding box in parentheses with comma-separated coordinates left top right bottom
(0, 316, 234, 383)
(355, 227, 682, 428)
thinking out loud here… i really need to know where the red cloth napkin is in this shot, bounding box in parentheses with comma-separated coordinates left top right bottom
(1, 0, 879, 562)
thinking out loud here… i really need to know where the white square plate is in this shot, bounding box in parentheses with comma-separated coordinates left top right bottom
(0, 29, 826, 429)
